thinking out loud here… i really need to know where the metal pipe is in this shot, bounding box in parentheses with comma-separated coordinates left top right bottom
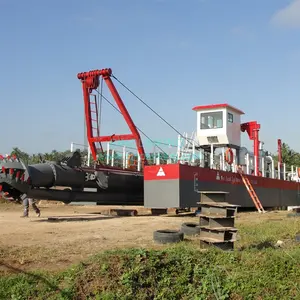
(278, 139, 282, 165)
(253, 129, 259, 176)
(29, 189, 144, 205)
(241, 121, 261, 176)
(254, 155, 257, 176)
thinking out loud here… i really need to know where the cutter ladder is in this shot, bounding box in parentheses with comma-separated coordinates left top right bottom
(237, 167, 265, 213)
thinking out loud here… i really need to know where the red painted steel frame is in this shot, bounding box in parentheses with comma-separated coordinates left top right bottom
(77, 68, 147, 166)
(241, 121, 261, 176)
(278, 139, 282, 166)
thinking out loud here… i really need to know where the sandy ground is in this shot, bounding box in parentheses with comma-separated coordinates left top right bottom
(0, 202, 289, 274)
(0, 203, 198, 273)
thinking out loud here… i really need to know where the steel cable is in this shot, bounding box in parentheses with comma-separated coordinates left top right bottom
(93, 89, 168, 157)
(112, 75, 196, 147)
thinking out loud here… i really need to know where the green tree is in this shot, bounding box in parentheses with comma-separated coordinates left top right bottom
(10, 147, 30, 165)
(272, 142, 300, 168)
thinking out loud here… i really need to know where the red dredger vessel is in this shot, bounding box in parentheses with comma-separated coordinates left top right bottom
(144, 104, 300, 210)
(1, 68, 300, 211)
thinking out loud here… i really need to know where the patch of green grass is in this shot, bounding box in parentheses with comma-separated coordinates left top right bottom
(1, 216, 300, 299)
(237, 215, 300, 248)
(1, 244, 300, 299)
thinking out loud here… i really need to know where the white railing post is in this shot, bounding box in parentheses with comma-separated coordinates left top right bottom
(210, 144, 214, 169)
(221, 147, 225, 171)
(137, 154, 141, 171)
(177, 135, 181, 162)
(246, 153, 250, 175)
(111, 149, 115, 167)
(283, 163, 286, 180)
(233, 149, 237, 173)
(70, 142, 74, 152)
(156, 152, 160, 165)
(168, 144, 172, 161)
(192, 141, 195, 163)
(153, 145, 156, 165)
(106, 143, 110, 165)
(125, 152, 129, 169)
(87, 146, 91, 166)
(261, 157, 264, 177)
(122, 146, 126, 169)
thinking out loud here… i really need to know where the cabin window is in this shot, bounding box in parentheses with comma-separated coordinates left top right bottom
(228, 112, 233, 123)
(200, 111, 223, 129)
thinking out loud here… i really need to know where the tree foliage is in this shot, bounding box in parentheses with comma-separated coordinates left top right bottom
(8, 142, 300, 168)
(6, 147, 166, 166)
(272, 142, 300, 168)
(10, 147, 73, 165)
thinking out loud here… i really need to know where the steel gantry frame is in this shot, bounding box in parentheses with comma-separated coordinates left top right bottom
(77, 68, 148, 167)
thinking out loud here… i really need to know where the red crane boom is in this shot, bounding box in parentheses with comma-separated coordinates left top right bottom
(77, 68, 147, 167)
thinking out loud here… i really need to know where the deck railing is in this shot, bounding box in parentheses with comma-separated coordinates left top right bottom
(70, 140, 299, 182)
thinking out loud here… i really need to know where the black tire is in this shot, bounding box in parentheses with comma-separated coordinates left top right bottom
(153, 229, 184, 244)
(180, 222, 201, 236)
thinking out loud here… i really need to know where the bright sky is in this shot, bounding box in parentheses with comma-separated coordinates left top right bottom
(1, 0, 300, 155)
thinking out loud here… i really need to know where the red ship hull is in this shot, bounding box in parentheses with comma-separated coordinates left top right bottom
(144, 164, 300, 208)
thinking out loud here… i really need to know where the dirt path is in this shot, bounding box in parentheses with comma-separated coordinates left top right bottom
(0, 203, 196, 273)
(0, 203, 289, 274)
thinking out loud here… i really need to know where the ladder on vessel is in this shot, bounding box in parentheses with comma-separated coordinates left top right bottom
(237, 167, 265, 213)
(89, 95, 104, 154)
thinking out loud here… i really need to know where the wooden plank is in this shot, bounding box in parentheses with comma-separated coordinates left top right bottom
(200, 226, 238, 231)
(197, 202, 240, 208)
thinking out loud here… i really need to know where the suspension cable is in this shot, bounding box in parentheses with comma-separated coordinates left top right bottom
(112, 74, 198, 152)
(112, 75, 187, 139)
(93, 89, 168, 156)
